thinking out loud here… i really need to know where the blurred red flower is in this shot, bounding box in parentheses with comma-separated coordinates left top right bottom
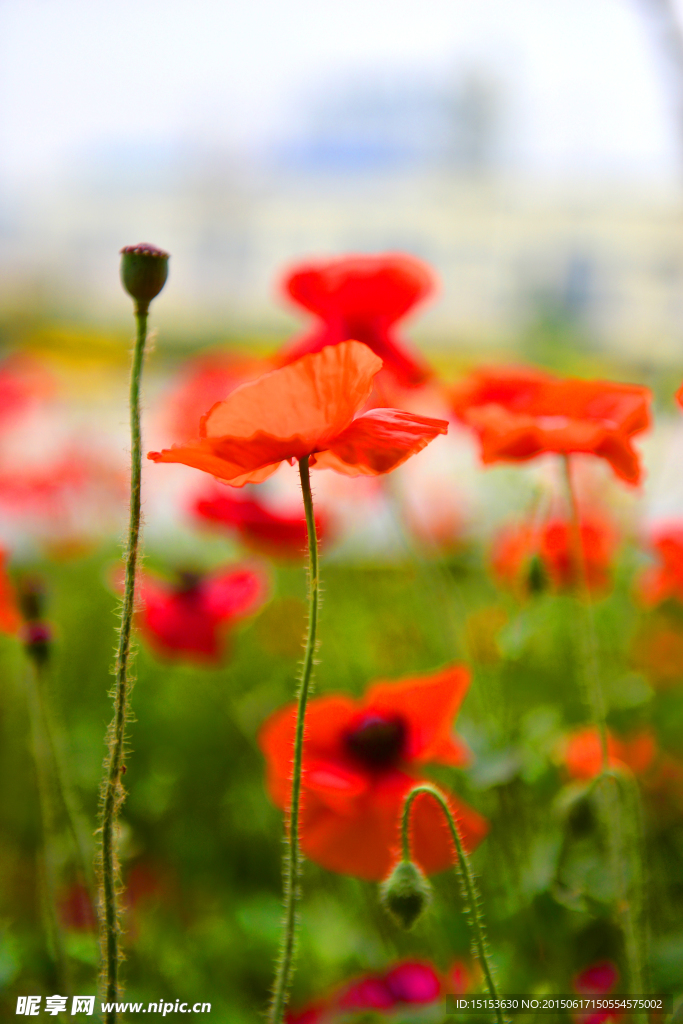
(193, 486, 330, 558)
(158, 352, 267, 443)
(0, 551, 20, 634)
(638, 525, 683, 606)
(0, 353, 55, 429)
(278, 254, 435, 388)
(492, 515, 615, 594)
(562, 726, 657, 781)
(133, 564, 269, 663)
(287, 959, 448, 1023)
(573, 961, 621, 1024)
(449, 366, 651, 484)
(149, 342, 447, 486)
(259, 665, 488, 880)
(58, 881, 96, 932)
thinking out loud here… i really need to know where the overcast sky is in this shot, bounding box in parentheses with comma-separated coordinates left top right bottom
(1, 0, 682, 186)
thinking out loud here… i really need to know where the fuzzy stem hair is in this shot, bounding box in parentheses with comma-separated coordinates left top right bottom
(97, 300, 149, 1022)
(268, 455, 320, 1024)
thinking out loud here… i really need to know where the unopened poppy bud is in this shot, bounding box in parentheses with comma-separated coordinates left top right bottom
(380, 859, 432, 929)
(120, 243, 169, 307)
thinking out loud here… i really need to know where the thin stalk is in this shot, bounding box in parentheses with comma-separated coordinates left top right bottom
(25, 659, 69, 993)
(36, 659, 95, 900)
(97, 300, 148, 1019)
(401, 784, 504, 1024)
(562, 454, 609, 769)
(269, 455, 320, 1024)
(562, 455, 647, 1007)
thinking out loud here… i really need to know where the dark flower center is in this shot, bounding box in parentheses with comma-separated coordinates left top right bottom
(176, 570, 203, 594)
(344, 713, 407, 770)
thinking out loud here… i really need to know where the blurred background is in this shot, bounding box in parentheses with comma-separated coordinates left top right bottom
(2, 0, 683, 352)
(2, 1, 683, 1020)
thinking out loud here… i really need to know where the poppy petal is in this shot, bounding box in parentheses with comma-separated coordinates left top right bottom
(202, 341, 382, 448)
(147, 439, 282, 486)
(259, 695, 359, 808)
(365, 665, 471, 766)
(203, 565, 269, 620)
(299, 770, 486, 880)
(450, 366, 651, 485)
(284, 255, 434, 323)
(409, 786, 489, 875)
(312, 409, 448, 476)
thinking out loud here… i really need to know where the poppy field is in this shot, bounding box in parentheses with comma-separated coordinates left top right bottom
(1, 250, 683, 1023)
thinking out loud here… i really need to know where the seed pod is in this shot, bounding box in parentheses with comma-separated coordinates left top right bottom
(380, 859, 432, 929)
(120, 243, 169, 307)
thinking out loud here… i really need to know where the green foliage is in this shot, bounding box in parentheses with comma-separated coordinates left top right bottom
(1, 535, 682, 1018)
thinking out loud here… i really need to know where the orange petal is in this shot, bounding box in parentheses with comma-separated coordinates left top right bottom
(147, 440, 282, 486)
(313, 408, 448, 476)
(202, 341, 382, 448)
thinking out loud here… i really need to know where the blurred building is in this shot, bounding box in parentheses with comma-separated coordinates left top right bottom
(2, 72, 683, 362)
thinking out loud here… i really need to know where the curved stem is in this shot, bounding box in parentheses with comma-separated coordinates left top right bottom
(97, 300, 148, 1020)
(269, 455, 320, 1024)
(401, 784, 504, 1024)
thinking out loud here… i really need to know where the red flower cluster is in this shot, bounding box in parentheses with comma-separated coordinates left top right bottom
(638, 525, 683, 606)
(278, 254, 435, 388)
(133, 564, 269, 663)
(287, 959, 470, 1024)
(193, 487, 329, 559)
(450, 366, 651, 484)
(259, 666, 487, 880)
(492, 515, 615, 594)
(149, 342, 447, 486)
(562, 726, 657, 781)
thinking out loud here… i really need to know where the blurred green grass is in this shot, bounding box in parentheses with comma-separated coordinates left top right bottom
(1, 535, 682, 1020)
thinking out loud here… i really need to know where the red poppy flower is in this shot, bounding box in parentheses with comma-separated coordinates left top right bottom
(638, 525, 683, 606)
(193, 486, 330, 558)
(278, 254, 435, 387)
(492, 515, 615, 594)
(259, 665, 488, 881)
(562, 727, 657, 781)
(148, 342, 448, 486)
(449, 366, 651, 484)
(133, 564, 268, 663)
(0, 550, 20, 634)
